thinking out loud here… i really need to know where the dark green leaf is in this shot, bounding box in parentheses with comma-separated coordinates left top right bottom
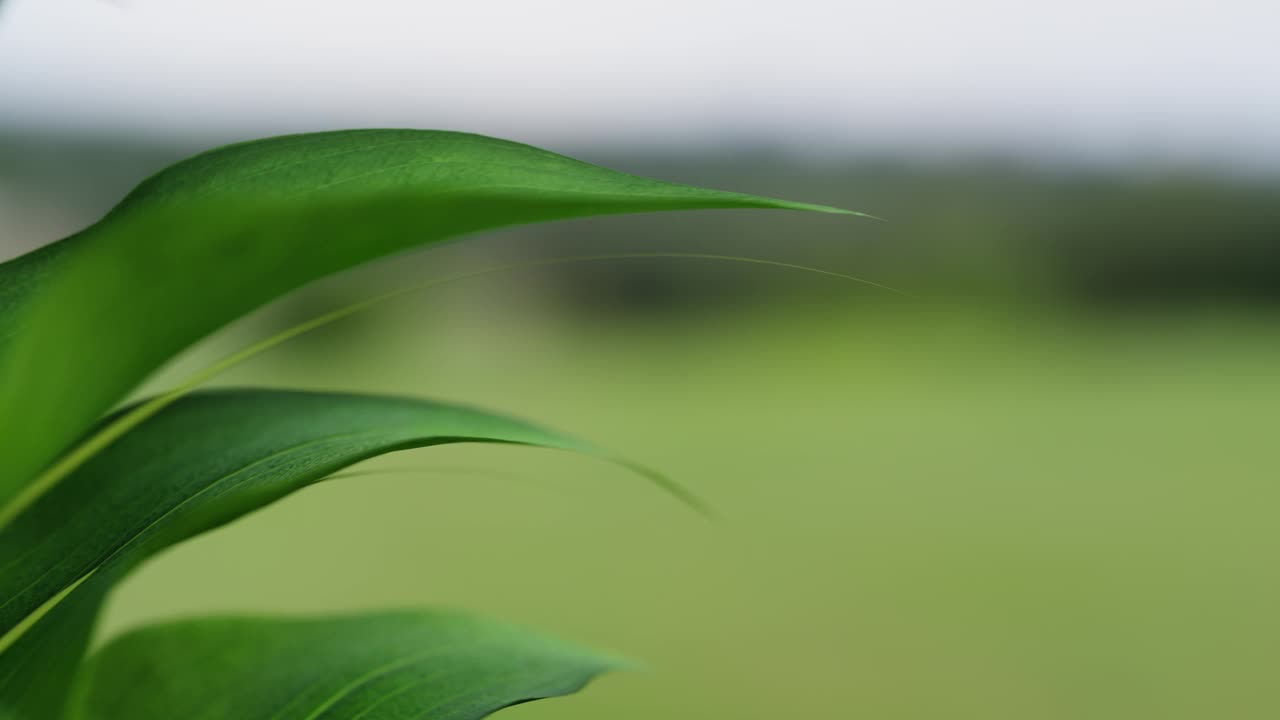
(74, 610, 623, 720)
(0, 129, 855, 506)
(0, 388, 632, 718)
(0, 582, 106, 720)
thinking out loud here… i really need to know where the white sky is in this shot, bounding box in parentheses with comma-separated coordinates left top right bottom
(2, 0, 1278, 166)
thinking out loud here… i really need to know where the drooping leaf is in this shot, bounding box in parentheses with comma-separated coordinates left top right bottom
(0, 129, 856, 507)
(73, 610, 624, 720)
(0, 388, 641, 719)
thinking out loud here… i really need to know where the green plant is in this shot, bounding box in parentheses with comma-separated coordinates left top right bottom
(0, 129, 855, 719)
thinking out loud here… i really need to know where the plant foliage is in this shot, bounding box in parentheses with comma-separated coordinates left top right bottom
(0, 129, 853, 719)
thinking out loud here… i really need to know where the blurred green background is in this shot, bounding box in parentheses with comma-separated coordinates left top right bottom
(3, 1, 1280, 717)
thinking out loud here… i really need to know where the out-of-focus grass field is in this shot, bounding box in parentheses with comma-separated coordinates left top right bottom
(98, 287, 1280, 719)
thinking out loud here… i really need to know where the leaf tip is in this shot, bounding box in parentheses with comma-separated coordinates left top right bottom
(753, 197, 885, 221)
(608, 456, 716, 520)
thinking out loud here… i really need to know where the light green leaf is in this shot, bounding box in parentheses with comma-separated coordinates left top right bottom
(0, 388, 644, 719)
(0, 129, 856, 507)
(73, 610, 623, 720)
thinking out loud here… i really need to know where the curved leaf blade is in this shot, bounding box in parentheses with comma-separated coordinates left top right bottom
(0, 388, 643, 719)
(73, 611, 623, 720)
(0, 129, 856, 505)
(0, 388, 609, 641)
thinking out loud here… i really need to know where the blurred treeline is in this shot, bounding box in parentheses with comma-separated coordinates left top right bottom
(3, 131, 1278, 316)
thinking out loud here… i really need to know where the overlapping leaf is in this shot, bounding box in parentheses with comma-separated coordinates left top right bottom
(0, 129, 853, 505)
(0, 388, 634, 719)
(74, 611, 623, 720)
(0, 129, 857, 718)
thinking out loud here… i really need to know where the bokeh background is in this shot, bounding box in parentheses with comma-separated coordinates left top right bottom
(3, 1, 1279, 717)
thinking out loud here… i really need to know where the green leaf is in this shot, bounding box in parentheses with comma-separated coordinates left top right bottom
(0, 388, 638, 719)
(73, 610, 623, 720)
(0, 129, 856, 507)
(0, 581, 106, 720)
